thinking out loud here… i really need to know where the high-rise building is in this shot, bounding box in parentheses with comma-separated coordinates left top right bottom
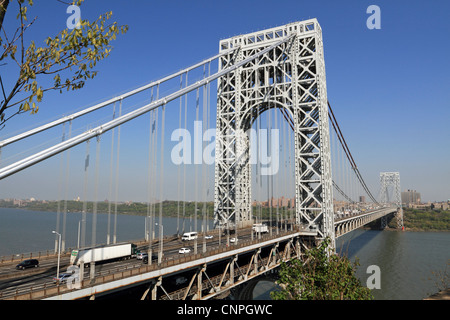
(401, 189, 421, 205)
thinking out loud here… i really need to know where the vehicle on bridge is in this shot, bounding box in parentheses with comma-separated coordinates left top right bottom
(136, 252, 147, 260)
(69, 242, 138, 267)
(53, 272, 78, 284)
(252, 223, 269, 233)
(15, 259, 39, 270)
(178, 248, 191, 254)
(181, 232, 198, 241)
(142, 253, 158, 264)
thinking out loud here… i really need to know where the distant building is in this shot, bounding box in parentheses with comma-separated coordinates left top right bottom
(401, 189, 421, 205)
(252, 197, 295, 208)
(359, 196, 366, 203)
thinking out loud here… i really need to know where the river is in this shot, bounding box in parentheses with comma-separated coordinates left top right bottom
(1, 208, 448, 299)
(0, 207, 212, 256)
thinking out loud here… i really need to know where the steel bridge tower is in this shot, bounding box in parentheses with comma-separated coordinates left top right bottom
(213, 20, 334, 247)
(379, 172, 404, 229)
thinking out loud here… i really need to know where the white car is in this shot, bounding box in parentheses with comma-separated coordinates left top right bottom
(179, 248, 191, 254)
(53, 272, 77, 284)
(230, 238, 238, 243)
(136, 252, 148, 260)
(204, 235, 213, 239)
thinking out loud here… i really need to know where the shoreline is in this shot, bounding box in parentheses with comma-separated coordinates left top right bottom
(2, 205, 450, 233)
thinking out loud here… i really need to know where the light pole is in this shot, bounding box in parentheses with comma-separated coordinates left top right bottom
(52, 231, 61, 284)
(155, 222, 163, 264)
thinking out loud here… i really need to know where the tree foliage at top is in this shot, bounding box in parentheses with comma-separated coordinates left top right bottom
(0, 0, 128, 129)
(271, 238, 373, 300)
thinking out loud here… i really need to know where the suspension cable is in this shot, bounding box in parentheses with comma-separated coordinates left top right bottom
(327, 101, 379, 204)
(0, 35, 293, 180)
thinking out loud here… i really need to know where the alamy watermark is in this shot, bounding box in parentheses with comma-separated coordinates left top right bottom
(170, 121, 280, 175)
(66, 4, 81, 30)
(366, 264, 381, 289)
(366, 5, 381, 30)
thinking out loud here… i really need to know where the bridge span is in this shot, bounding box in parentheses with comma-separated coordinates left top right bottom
(0, 19, 404, 300)
(0, 207, 397, 300)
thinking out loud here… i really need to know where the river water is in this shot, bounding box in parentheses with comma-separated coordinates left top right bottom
(0, 207, 211, 255)
(1, 208, 448, 299)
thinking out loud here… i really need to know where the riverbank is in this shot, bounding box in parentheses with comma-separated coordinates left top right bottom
(402, 208, 450, 231)
(365, 208, 450, 232)
(0, 199, 215, 219)
(2, 200, 450, 232)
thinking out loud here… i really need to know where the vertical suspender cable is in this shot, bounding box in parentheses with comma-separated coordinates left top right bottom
(90, 135, 101, 280)
(148, 87, 156, 259)
(107, 102, 116, 245)
(147, 105, 155, 263)
(158, 103, 165, 264)
(268, 107, 272, 235)
(282, 106, 287, 231)
(177, 74, 183, 236)
(194, 87, 199, 254)
(62, 120, 72, 252)
(182, 72, 188, 235)
(206, 62, 211, 233)
(274, 107, 279, 235)
(55, 123, 66, 253)
(202, 77, 208, 253)
(113, 99, 122, 244)
(151, 108, 159, 249)
(81, 139, 90, 248)
(149, 107, 158, 264)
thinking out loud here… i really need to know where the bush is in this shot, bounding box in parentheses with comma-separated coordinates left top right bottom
(271, 239, 373, 300)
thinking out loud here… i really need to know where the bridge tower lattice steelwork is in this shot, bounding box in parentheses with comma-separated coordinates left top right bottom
(213, 20, 335, 247)
(379, 172, 404, 229)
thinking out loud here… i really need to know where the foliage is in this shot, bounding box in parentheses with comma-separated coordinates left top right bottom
(403, 208, 450, 231)
(0, 199, 215, 219)
(430, 259, 449, 293)
(0, 0, 128, 128)
(271, 238, 373, 300)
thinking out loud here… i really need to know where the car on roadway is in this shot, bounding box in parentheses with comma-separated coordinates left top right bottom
(179, 248, 191, 254)
(230, 238, 238, 243)
(53, 272, 77, 284)
(136, 252, 148, 260)
(204, 235, 213, 239)
(15, 259, 39, 270)
(142, 254, 158, 264)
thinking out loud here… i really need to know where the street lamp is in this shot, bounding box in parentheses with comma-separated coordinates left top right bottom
(52, 231, 61, 284)
(155, 223, 163, 264)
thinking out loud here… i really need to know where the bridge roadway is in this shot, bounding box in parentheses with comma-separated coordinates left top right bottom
(0, 207, 396, 300)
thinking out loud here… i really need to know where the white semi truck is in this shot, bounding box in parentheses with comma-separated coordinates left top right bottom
(70, 242, 138, 267)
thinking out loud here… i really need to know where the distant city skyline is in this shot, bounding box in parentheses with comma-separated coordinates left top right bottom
(0, 1, 449, 204)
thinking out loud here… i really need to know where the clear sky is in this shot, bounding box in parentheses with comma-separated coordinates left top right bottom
(0, 0, 449, 203)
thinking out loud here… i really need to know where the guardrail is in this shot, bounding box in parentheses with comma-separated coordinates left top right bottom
(5, 229, 302, 300)
(0, 250, 71, 265)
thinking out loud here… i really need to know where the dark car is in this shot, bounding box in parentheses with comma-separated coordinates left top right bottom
(16, 259, 39, 270)
(142, 254, 158, 264)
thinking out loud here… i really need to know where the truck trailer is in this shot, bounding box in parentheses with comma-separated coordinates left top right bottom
(252, 223, 269, 233)
(70, 242, 138, 266)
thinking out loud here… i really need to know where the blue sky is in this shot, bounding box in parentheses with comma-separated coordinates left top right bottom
(0, 0, 449, 203)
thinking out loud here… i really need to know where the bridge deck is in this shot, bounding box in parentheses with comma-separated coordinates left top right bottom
(1, 208, 397, 300)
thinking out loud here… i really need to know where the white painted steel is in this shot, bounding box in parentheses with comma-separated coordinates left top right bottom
(0, 48, 237, 148)
(214, 19, 335, 246)
(0, 36, 291, 180)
